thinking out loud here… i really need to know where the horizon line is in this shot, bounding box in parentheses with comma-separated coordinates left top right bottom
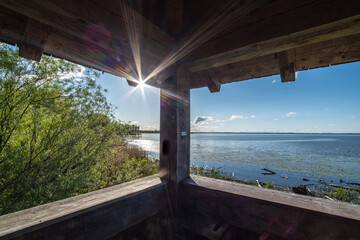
(139, 130, 360, 134)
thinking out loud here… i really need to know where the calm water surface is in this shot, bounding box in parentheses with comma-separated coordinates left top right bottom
(130, 133, 360, 186)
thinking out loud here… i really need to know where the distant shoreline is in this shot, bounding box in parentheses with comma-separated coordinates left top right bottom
(140, 130, 360, 135)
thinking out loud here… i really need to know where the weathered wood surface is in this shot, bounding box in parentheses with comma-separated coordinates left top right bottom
(18, 18, 47, 61)
(0, 175, 166, 240)
(278, 50, 296, 82)
(164, 0, 184, 37)
(187, 15, 360, 72)
(1, 0, 360, 89)
(0, 0, 175, 83)
(189, 33, 360, 88)
(181, 175, 360, 240)
(160, 69, 190, 184)
(183, 0, 360, 64)
(108, 213, 168, 240)
(160, 68, 190, 216)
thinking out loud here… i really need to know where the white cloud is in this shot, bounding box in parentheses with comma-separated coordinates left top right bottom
(229, 115, 248, 121)
(328, 123, 336, 126)
(140, 123, 159, 130)
(350, 116, 356, 120)
(59, 65, 86, 81)
(282, 112, 296, 117)
(193, 116, 214, 124)
(191, 124, 219, 132)
(251, 115, 255, 119)
(215, 119, 227, 123)
(295, 71, 299, 79)
(274, 118, 278, 121)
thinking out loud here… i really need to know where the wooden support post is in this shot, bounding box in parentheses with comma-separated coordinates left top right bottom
(19, 18, 47, 61)
(278, 49, 296, 82)
(160, 68, 190, 214)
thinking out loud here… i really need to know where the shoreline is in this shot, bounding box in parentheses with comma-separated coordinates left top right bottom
(140, 131, 360, 135)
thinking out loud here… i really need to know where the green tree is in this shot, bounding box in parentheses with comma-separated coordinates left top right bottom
(0, 45, 114, 214)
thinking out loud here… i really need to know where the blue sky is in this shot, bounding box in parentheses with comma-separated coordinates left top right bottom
(98, 62, 360, 133)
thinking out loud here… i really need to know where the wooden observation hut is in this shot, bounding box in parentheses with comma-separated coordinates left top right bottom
(1, 0, 360, 239)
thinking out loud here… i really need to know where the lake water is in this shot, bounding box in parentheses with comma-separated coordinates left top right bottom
(130, 133, 360, 186)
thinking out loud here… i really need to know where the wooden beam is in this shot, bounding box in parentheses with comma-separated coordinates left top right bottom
(189, 33, 360, 89)
(160, 68, 190, 214)
(206, 70, 221, 93)
(0, 0, 176, 71)
(182, 0, 360, 65)
(181, 175, 360, 240)
(0, 8, 175, 88)
(207, 79, 221, 93)
(0, 175, 166, 240)
(278, 49, 296, 82)
(18, 18, 47, 61)
(188, 14, 360, 72)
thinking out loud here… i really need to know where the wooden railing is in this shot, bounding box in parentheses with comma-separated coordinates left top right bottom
(0, 175, 167, 240)
(1, 174, 360, 239)
(180, 175, 360, 240)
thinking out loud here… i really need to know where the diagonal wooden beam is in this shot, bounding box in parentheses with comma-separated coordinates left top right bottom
(188, 15, 360, 72)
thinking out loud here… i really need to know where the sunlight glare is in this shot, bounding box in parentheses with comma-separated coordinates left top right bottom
(138, 79, 145, 89)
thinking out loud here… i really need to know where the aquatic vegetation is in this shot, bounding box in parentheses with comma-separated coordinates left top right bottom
(190, 164, 360, 205)
(265, 181, 275, 189)
(334, 188, 358, 203)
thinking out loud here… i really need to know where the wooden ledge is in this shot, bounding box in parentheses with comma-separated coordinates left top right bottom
(0, 175, 166, 240)
(181, 175, 360, 239)
(184, 175, 360, 221)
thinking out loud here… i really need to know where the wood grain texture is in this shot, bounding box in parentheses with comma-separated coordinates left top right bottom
(164, 0, 184, 38)
(0, 175, 166, 240)
(189, 33, 360, 89)
(180, 175, 360, 240)
(0, 0, 176, 84)
(183, 0, 360, 64)
(18, 18, 47, 61)
(188, 14, 360, 72)
(278, 50, 295, 82)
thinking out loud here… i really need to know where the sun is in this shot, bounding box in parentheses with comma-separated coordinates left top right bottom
(138, 79, 145, 89)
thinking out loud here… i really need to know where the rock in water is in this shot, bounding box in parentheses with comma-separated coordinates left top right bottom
(292, 185, 307, 195)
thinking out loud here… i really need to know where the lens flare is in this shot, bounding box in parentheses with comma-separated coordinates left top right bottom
(138, 79, 145, 89)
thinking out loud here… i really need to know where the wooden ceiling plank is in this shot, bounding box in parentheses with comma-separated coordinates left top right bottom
(0, 5, 174, 86)
(93, 0, 176, 48)
(164, 0, 183, 38)
(188, 15, 360, 72)
(0, 0, 175, 66)
(183, 0, 360, 64)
